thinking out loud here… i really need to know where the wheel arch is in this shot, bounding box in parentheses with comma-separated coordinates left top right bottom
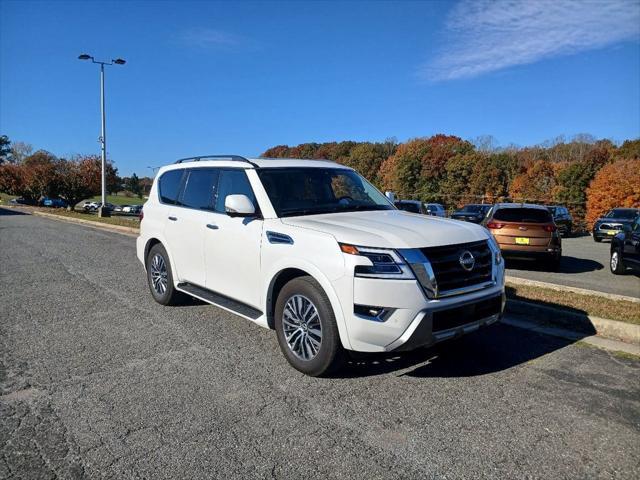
(265, 265, 352, 350)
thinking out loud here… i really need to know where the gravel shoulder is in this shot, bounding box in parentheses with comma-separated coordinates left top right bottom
(1, 209, 639, 479)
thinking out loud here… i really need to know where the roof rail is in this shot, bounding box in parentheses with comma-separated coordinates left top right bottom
(175, 155, 259, 168)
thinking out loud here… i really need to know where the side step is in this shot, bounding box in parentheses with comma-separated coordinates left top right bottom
(177, 282, 263, 320)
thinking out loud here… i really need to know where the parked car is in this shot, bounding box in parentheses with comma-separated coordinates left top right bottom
(394, 200, 425, 214)
(127, 204, 143, 215)
(138, 155, 505, 376)
(450, 204, 492, 223)
(593, 208, 640, 242)
(546, 205, 573, 237)
(424, 203, 446, 217)
(9, 197, 27, 205)
(610, 215, 640, 274)
(41, 197, 68, 208)
(83, 201, 100, 211)
(484, 203, 561, 269)
(113, 205, 125, 213)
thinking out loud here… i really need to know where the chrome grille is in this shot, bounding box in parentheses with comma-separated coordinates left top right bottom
(420, 240, 492, 295)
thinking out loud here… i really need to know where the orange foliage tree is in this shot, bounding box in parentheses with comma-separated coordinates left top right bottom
(586, 159, 640, 226)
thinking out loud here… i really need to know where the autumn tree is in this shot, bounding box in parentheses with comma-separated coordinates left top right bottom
(586, 159, 640, 226)
(508, 159, 557, 203)
(381, 135, 473, 201)
(0, 164, 25, 197)
(20, 151, 61, 202)
(615, 139, 640, 160)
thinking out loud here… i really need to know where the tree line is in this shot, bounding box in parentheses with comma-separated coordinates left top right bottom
(0, 135, 153, 208)
(262, 135, 640, 228)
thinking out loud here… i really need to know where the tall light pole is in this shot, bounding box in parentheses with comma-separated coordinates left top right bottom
(78, 54, 126, 217)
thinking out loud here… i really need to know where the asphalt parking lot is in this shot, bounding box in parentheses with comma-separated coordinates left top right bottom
(505, 234, 640, 298)
(1, 210, 639, 479)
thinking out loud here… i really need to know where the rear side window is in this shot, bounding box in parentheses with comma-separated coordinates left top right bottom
(493, 208, 552, 223)
(214, 170, 257, 213)
(181, 169, 219, 210)
(158, 170, 184, 205)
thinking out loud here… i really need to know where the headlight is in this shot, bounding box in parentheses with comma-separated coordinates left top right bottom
(487, 235, 502, 265)
(340, 244, 415, 279)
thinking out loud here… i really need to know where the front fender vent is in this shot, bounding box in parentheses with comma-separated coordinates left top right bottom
(266, 231, 294, 245)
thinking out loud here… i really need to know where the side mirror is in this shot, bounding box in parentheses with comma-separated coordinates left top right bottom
(225, 194, 256, 217)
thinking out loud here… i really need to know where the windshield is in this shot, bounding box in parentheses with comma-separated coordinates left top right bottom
(257, 167, 394, 217)
(460, 205, 485, 213)
(493, 207, 552, 223)
(605, 209, 637, 219)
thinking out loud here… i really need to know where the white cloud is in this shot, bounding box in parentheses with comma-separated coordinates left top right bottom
(422, 0, 640, 81)
(180, 27, 245, 49)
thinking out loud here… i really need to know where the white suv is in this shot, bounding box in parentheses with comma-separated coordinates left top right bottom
(137, 155, 505, 376)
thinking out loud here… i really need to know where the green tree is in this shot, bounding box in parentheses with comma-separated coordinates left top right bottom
(127, 173, 142, 198)
(0, 135, 11, 164)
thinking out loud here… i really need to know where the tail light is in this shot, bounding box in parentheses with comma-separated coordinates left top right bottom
(487, 221, 505, 229)
(139, 209, 144, 221)
(543, 224, 556, 232)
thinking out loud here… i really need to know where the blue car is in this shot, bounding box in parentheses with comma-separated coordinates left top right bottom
(41, 198, 68, 208)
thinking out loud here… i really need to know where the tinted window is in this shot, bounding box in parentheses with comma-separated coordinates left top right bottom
(606, 209, 638, 219)
(181, 169, 219, 210)
(460, 205, 484, 213)
(493, 208, 552, 223)
(215, 169, 257, 213)
(257, 167, 392, 217)
(396, 202, 420, 213)
(159, 170, 184, 205)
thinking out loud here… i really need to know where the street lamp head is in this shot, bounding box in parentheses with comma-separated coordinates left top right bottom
(78, 54, 92, 60)
(113, 58, 126, 65)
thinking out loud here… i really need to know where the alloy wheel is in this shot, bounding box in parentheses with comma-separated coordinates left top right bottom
(283, 295, 322, 361)
(150, 253, 168, 295)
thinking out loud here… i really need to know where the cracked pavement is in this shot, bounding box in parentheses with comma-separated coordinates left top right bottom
(1, 208, 639, 479)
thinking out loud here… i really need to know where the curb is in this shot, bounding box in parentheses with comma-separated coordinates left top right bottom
(507, 298, 640, 345)
(502, 315, 640, 357)
(505, 275, 639, 304)
(31, 210, 139, 236)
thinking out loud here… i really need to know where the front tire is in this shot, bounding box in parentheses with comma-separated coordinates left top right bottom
(610, 249, 625, 275)
(593, 235, 602, 243)
(146, 243, 185, 306)
(274, 276, 344, 376)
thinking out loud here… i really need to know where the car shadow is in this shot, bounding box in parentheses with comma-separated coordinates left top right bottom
(335, 323, 583, 378)
(0, 206, 29, 216)
(333, 289, 597, 379)
(505, 255, 603, 273)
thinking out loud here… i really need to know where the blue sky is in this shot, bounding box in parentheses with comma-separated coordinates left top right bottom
(1, 0, 639, 176)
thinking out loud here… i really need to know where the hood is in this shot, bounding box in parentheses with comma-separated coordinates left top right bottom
(596, 217, 635, 224)
(281, 210, 488, 248)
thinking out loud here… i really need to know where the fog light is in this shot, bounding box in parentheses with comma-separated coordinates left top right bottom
(354, 304, 393, 322)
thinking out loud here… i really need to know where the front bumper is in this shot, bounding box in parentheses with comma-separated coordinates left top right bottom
(341, 263, 505, 353)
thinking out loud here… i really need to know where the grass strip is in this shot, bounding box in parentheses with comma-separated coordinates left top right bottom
(506, 282, 639, 325)
(34, 208, 140, 229)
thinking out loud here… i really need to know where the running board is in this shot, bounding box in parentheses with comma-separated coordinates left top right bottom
(177, 282, 263, 320)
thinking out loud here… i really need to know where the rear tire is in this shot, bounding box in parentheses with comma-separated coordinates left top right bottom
(610, 249, 625, 275)
(274, 276, 345, 376)
(146, 243, 185, 306)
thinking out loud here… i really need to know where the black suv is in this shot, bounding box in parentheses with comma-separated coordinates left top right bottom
(610, 215, 640, 274)
(593, 208, 640, 242)
(450, 204, 492, 223)
(547, 205, 573, 237)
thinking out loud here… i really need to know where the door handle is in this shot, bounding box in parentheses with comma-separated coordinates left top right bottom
(168, 216, 177, 221)
(206, 224, 219, 230)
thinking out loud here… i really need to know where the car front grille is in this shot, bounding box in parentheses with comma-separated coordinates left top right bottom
(599, 223, 622, 231)
(432, 294, 502, 332)
(420, 240, 493, 295)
